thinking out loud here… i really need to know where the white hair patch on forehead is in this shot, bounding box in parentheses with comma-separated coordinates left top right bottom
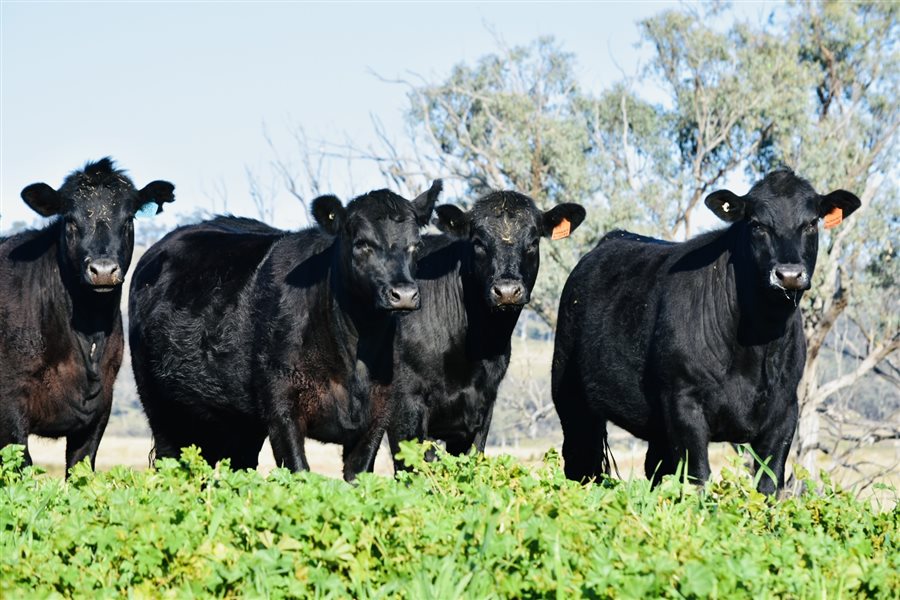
(500, 215, 514, 243)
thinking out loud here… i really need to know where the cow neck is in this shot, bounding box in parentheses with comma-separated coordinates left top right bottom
(460, 268, 521, 360)
(57, 241, 121, 401)
(326, 244, 394, 366)
(724, 225, 802, 346)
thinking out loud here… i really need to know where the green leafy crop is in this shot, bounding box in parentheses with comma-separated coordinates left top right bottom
(1, 443, 897, 598)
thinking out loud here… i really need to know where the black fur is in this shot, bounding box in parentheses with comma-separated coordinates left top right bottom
(552, 169, 860, 494)
(388, 191, 585, 468)
(0, 159, 175, 473)
(129, 182, 441, 481)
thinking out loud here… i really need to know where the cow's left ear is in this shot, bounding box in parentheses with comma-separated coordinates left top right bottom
(21, 183, 64, 217)
(411, 179, 443, 226)
(705, 189, 746, 222)
(312, 194, 346, 235)
(135, 180, 176, 215)
(818, 189, 861, 220)
(542, 203, 586, 239)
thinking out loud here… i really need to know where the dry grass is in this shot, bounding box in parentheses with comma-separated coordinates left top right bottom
(27, 435, 546, 479)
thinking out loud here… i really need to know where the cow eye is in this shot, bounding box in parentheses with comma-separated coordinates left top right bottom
(65, 220, 78, 234)
(804, 219, 818, 233)
(472, 238, 487, 253)
(750, 222, 768, 236)
(353, 240, 373, 253)
(527, 239, 540, 254)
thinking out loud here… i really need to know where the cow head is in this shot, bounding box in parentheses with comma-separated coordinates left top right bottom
(21, 158, 175, 292)
(705, 168, 860, 299)
(312, 180, 441, 312)
(434, 191, 585, 309)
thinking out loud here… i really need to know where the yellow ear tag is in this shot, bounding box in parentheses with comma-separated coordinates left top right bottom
(551, 218, 571, 240)
(824, 207, 843, 229)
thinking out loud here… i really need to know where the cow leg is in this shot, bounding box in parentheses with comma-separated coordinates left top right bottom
(342, 425, 387, 482)
(423, 441, 438, 462)
(0, 402, 32, 467)
(150, 431, 184, 462)
(144, 406, 205, 465)
(268, 417, 309, 473)
(443, 435, 471, 456)
(558, 401, 609, 483)
(665, 395, 711, 485)
(553, 372, 610, 482)
(138, 388, 194, 465)
(388, 401, 429, 472)
(230, 435, 266, 471)
(750, 399, 799, 495)
(470, 399, 496, 453)
(644, 437, 677, 484)
(65, 419, 111, 474)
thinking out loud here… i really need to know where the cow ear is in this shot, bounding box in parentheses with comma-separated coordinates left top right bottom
(21, 183, 63, 217)
(818, 189, 861, 220)
(433, 204, 470, 237)
(312, 194, 345, 235)
(705, 189, 746, 222)
(411, 179, 443, 226)
(542, 203, 586, 240)
(136, 180, 176, 215)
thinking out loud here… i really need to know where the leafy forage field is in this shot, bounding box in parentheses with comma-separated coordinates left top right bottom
(1, 444, 898, 598)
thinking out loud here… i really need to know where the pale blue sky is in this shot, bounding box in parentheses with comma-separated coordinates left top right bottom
(1, 1, 774, 231)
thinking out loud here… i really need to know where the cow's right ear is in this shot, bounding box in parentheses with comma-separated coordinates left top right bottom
(21, 183, 64, 217)
(705, 189, 746, 222)
(433, 204, 470, 237)
(312, 194, 346, 235)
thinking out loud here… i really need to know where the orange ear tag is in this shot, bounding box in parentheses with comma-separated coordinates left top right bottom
(551, 218, 571, 240)
(823, 207, 843, 229)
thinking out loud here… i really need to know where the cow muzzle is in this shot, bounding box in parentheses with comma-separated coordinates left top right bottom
(383, 283, 420, 311)
(85, 257, 122, 290)
(489, 279, 528, 308)
(769, 263, 810, 292)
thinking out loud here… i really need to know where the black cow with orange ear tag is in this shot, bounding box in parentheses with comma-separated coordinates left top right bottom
(388, 191, 585, 469)
(552, 168, 860, 494)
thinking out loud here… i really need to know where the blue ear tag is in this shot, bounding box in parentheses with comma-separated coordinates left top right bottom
(135, 203, 158, 219)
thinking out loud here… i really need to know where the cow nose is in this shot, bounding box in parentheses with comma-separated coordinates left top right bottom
(387, 284, 420, 310)
(773, 264, 808, 291)
(87, 258, 121, 286)
(490, 280, 526, 305)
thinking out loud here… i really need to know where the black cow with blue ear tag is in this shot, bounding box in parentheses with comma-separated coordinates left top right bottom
(388, 190, 585, 469)
(0, 158, 175, 474)
(552, 168, 860, 494)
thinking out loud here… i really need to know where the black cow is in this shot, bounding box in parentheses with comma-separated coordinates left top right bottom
(388, 191, 585, 468)
(129, 182, 441, 481)
(552, 169, 860, 493)
(0, 158, 174, 471)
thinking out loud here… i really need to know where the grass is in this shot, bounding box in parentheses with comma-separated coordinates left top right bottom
(2, 443, 898, 598)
